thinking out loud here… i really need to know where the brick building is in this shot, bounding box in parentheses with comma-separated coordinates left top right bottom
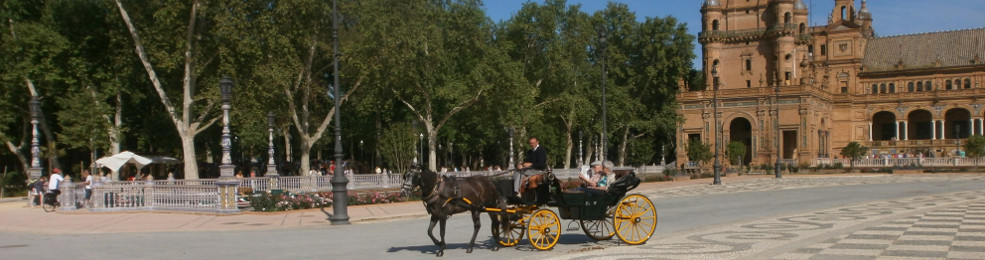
(677, 0, 985, 168)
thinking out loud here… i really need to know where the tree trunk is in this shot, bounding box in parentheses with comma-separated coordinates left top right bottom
(564, 131, 573, 169)
(282, 127, 292, 161)
(298, 137, 312, 176)
(109, 91, 123, 155)
(4, 140, 29, 176)
(179, 132, 198, 180)
(428, 133, 437, 171)
(618, 127, 629, 166)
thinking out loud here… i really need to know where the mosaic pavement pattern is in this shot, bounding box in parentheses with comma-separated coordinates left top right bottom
(549, 175, 985, 260)
(640, 175, 985, 200)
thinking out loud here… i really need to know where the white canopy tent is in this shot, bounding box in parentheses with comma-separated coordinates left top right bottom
(95, 151, 153, 180)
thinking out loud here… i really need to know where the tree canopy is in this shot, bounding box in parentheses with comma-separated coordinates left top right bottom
(0, 0, 695, 179)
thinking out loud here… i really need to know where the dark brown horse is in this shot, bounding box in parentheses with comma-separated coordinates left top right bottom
(402, 168, 506, 257)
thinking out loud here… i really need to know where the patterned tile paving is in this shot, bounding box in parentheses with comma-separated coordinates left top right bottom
(548, 175, 985, 260)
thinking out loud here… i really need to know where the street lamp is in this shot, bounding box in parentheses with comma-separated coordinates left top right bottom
(28, 97, 42, 181)
(266, 111, 278, 177)
(329, 0, 350, 225)
(956, 125, 961, 157)
(774, 74, 783, 179)
(219, 76, 235, 179)
(418, 133, 424, 167)
(711, 65, 722, 185)
(598, 27, 608, 164)
(508, 127, 515, 169)
(578, 130, 583, 165)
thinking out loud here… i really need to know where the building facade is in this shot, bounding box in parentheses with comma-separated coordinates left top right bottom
(677, 0, 985, 168)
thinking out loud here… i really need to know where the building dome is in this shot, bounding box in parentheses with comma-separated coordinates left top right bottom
(858, 0, 872, 19)
(704, 0, 720, 6)
(794, 0, 807, 10)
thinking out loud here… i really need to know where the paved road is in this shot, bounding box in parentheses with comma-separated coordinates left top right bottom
(0, 174, 982, 260)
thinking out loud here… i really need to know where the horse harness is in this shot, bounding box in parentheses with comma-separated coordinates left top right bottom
(421, 175, 475, 214)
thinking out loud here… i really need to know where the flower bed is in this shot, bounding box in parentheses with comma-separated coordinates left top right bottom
(248, 190, 409, 212)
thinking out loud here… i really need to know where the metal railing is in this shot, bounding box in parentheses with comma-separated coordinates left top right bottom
(55, 166, 669, 213)
(809, 157, 985, 168)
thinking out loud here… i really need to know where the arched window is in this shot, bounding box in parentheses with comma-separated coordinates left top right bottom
(965, 78, 972, 89)
(889, 83, 895, 93)
(946, 80, 953, 90)
(917, 81, 923, 91)
(784, 12, 792, 23)
(712, 20, 719, 31)
(799, 23, 806, 33)
(925, 81, 933, 90)
(871, 84, 878, 94)
(908, 82, 914, 92)
(880, 83, 886, 94)
(745, 59, 752, 71)
(841, 6, 847, 20)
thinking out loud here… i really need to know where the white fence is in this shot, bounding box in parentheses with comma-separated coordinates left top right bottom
(58, 166, 669, 213)
(84, 181, 231, 212)
(809, 157, 985, 168)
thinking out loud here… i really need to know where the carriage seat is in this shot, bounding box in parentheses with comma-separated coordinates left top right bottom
(605, 171, 640, 198)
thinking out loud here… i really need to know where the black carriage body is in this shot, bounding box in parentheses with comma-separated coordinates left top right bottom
(495, 170, 642, 220)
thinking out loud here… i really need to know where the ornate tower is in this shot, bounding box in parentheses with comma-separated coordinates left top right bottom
(701, 0, 724, 90)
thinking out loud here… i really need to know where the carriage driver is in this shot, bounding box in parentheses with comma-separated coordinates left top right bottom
(514, 137, 547, 195)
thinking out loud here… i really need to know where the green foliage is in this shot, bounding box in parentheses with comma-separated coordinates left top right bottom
(840, 141, 868, 169)
(378, 122, 419, 173)
(1, 171, 28, 195)
(725, 141, 746, 165)
(249, 190, 407, 212)
(0, 0, 696, 176)
(963, 135, 985, 158)
(686, 139, 712, 164)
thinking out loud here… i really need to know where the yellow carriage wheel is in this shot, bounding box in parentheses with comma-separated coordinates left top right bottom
(527, 209, 561, 250)
(579, 208, 615, 240)
(614, 194, 658, 245)
(498, 214, 525, 247)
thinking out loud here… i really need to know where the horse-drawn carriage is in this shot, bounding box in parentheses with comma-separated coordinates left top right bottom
(402, 166, 657, 256)
(489, 168, 657, 250)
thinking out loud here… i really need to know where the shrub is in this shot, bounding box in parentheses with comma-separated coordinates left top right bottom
(249, 190, 408, 212)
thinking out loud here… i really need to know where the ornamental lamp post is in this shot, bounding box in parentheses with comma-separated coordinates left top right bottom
(28, 97, 42, 181)
(956, 125, 961, 157)
(219, 76, 235, 179)
(266, 111, 279, 177)
(775, 74, 783, 179)
(508, 127, 515, 169)
(329, 0, 350, 225)
(712, 65, 722, 185)
(213, 76, 239, 213)
(418, 133, 424, 167)
(598, 27, 608, 164)
(578, 130, 583, 165)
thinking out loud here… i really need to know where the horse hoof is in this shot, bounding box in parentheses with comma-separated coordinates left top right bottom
(466, 248, 473, 253)
(491, 247, 499, 251)
(436, 252, 443, 257)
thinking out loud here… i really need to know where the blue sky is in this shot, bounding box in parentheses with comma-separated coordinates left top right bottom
(484, 0, 985, 69)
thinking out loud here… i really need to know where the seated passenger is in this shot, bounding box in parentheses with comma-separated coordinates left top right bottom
(579, 161, 608, 189)
(573, 161, 613, 196)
